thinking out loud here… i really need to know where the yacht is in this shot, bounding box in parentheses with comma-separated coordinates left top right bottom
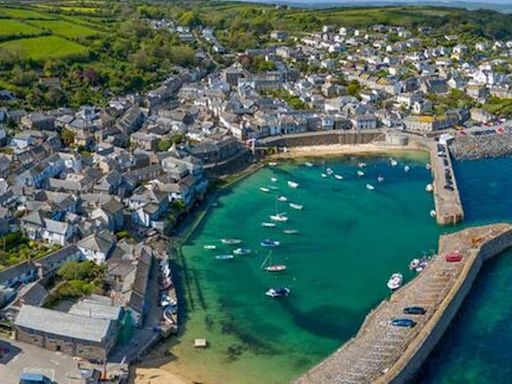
(289, 203, 303, 210)
(387, 273, 403, 290)
(287, 181, 299, 188)
(265, 288, 290, 298)
(261, 239, 280, 247)
(366, 184, 375, 191)
(270, 214, 288, 222)
(221, 238, 242, 245)
(278, 196, 288, 202)
(390, 159, 398, 167)
(334, 174, 344, 180)
(233, 248, 251, 256)
(260, 187, 270, 193)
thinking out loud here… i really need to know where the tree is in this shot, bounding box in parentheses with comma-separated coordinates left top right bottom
(61, 129, 75, 146)
(158, 138, 172, 152)
(57, 260, 104, 282)
(178, 11, 203, 28)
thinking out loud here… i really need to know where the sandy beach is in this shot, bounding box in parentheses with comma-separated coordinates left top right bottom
(133, 367, 193, 384)
(268, 142, 428, 160)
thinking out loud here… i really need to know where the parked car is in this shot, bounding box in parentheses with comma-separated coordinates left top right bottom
(391, 318, 416, 328)
(403, 306, 426, 315)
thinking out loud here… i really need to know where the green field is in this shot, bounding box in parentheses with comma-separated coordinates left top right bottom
(0, 19, 43, 38)
(0, 7, 55, 19)
(27, 20, 98, 38)
(0, 35, 89, 59)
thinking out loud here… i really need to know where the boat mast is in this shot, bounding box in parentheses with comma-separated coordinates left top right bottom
(260, 251, 272, 269)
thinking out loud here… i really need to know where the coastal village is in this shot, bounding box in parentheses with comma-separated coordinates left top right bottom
(1, 9, 512, 384)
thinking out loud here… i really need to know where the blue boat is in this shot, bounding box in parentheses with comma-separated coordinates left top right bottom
(391, 318, 416, 328)
(266, 287, 290, 298)
(261, 239, 280, 247)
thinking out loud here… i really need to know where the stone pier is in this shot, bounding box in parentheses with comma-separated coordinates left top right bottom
(295, 223, 512, 384)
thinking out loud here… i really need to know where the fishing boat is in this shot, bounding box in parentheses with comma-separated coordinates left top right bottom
(357, 170, 365, 177)
(278, 196, 288, 202)
(404, 165, 410, 172)
(261, 251, 287, 272)
(289, 203, 303, 210)
(321, 173, 328, 178)
(265, 288, 290, 298)
(377, 175, 384, 183)
(215, 254, 234, 260)
(390, 159, 398, 167)
(366, 184, 375, 190)
(233, 248, 251, 256)
(261, 222, 277, 228)
(430, 209, 436, 218)
(270, 214, 288, 222)
(287, 181, 299, 189)
(426, 163, 432, 171)
(203, 245, 217, 250)
(305, 162, 314, 167)
(261, 239, 280, 247)
(357, 162, 367, 168)
(326, 167, 334, 175)
(271, 177, 278, 182)
(334, 174, 344, 180)
(221, 238, 242, 245)
(260, 187, 270, 193)
(387, 273, 403, 290)
(425, 184, 434, 192)
(268, 162, 277, 167)
(283, 229, 299, 234)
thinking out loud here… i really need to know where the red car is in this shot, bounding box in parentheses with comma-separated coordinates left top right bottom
(445, 252, 463, 262)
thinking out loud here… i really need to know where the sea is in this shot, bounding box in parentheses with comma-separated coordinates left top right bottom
(165, 153, 512, 384)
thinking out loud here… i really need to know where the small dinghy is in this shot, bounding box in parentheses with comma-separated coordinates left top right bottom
(261, 239, 280, 247)
(357, 170, 365, 177)
(233, 248, 251, 256)
(221, 238, 242, 245)
(265, 287, 290, 298)
(260, 187, 270, 193)
(366, 184, 375, 191)
(334, 174, 344, 180)
(262, 222, 276, 228)
(289, 203, 303, 210)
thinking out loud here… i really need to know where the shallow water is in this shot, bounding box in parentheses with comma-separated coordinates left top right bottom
(170, 154, 444, 384)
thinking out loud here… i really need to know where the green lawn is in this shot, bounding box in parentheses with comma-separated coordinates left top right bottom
(28, 20, 98, 38)
(0, 19, 43, 38)
(0, 35, 89, 60)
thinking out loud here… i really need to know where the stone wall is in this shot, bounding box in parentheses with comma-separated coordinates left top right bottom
(259, 130, 384, 148)
(450, 133, 512, 160)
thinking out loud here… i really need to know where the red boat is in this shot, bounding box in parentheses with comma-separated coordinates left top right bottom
(445, 252, 463, 262)
(264, 265, 287, 272)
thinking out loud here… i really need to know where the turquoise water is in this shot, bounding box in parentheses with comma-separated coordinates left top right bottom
(416, 158, 512, 384)
(173, 153, 446, 384)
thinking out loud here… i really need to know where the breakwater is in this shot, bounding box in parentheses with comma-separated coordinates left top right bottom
(295, 223, 512, 384)
(450, 133, 512, 160)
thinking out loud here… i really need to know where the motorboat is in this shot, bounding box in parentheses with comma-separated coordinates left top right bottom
(287, 181, 299, 188)
(387, 273, 403, 290)
(390, 158, 398, 167)
(268, 162, 277, 167)
(430, 209, 436, 218)
(204, 245, 217, 250)
(357, 170, 365, 177)
(261, 239, 280, 247)
(326, 167, 334, 175)
(221, 238, 242, 245)
(377, 176, 384, 183)
(409, 258, 420, 270)
(283, 229, 298, 234)
(334, 174, 344, 180)
(261, 222, 277, 228)
(271, 177, 278, 182)
(264, 265, 287, 272)
(278, 196, 288, 202)
(305, 162, 313, 167)
(426, 163, 432, 171)
(270, 214, 288, 222)
(321, 173, 328, 178)
(425, 184, 434, 192)
(366, 184, 375, 191)
(260, 187, 270, 193)
(233, 248, 251, 256)
(289, 203, 303, 210)
(357, 162, 367, 168)
(265, 288, 290, 298)
(404, 165, 410, 172)
(215, 254, 234, 260)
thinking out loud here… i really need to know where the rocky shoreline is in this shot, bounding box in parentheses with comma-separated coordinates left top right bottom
(450, 134, 512, 160)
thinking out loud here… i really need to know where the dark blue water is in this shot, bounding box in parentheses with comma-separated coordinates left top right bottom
(417, 157, 512, 383)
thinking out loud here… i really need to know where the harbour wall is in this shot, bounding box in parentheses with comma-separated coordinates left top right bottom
(450, 133, 512, 160)
(295, 224, 512, 384)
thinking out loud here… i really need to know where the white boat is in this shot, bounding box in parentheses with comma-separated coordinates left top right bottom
(404, 165, 410, 172)
(409, 258, 420, 270)
(221, 238, 242, 245)
(390, 159, 398, 167)
(289, 203, 303, 210)
(233, 248, 251, 256)
(268, 162, 277, 167)
(426, 163, 432, 171)
(326, 167, 334, 175)
(305, 162, 313, 167)
(366, 184, 375, 191)
(271, 177, 278, 182)
(265, 287, 290, 297)
(260, 187, 270, 193)
(430, 209, 437, 218)
(269, 186, 278, 190)
(265, 265, 287, 272)
(357, 162, 367, 168)
(270, 214, 288, 222)
(425, 184, 434, 193)
(203, 245, 217, 250)
(334, 174, 344, 180)
(377, 176, 384, 183)
(278, 196, 288, 202)
(321, 173, 328, 178)
(387, 273, 403, 290)
(287, 181, 299, 188)
(357, 170, 365, 177)
(215, 254, 234, 260)
(283, 229, 299, 234)
(261, 239, 280, 247)
(262, 222, 277, 228)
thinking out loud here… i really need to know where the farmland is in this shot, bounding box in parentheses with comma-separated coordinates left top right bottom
(0, 20, 44, 40)
(0, 35, 89, 60)
(26, 20, 98, 38)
